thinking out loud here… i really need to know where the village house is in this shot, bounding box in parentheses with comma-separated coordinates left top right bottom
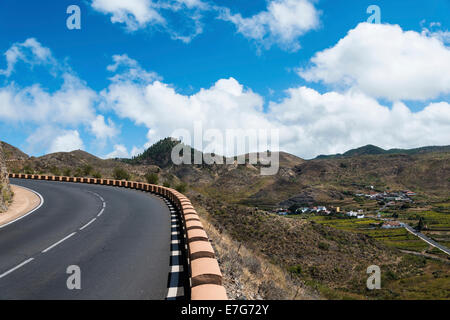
(347, 210, 365, 219)
(381, 221, 404, 229)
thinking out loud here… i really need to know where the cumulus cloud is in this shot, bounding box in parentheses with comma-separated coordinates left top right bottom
(90, 0, 208, 42)
(2, 36, 449, 159)
(101, 66, 277, 155)
(0, 38, 121, 154)
(90, 0, 321, 47)
(99, 55, 450, 159)
(0, 73, 97, 125)
(299, 23, 450, 101)
(91, 0, 165, 31)
(25, 126, 85, 154)
(90, 115, 119, 140)
(49, 130, 84, 153)
(105, 144, 130, 158)
(0, 38, 56, 77)
(219, 0, 320, 51)
(267, 87, 450, 158)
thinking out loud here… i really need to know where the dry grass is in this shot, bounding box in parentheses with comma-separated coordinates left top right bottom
(196, 205, 319, 300)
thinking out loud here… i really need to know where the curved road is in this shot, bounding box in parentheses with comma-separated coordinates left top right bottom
(0, 179, 171, 299)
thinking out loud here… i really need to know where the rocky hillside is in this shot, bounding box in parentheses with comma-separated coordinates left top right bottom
(0, 141, 29, 161)
(0, 144, 12, 212)
(165, 148, 450, 208)
(5, 139, 449, 207)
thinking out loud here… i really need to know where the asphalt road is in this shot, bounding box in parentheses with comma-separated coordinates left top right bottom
(404, 223, 450, 256)
(0, 179, 172, 299)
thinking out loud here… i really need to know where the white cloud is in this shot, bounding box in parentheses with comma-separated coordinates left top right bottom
(107, 54, 160, 83)
(101, 71, 274, 156)
(103, 143, 149, 159)
(25, 127, 85, 155)
(0, 39, 97, 126)
(100, 55, 450, 159)
(299, 23, 450, 101)
(105, 144, 130, 158)
(131, 145, 146, 157)
(90, 115, 118, 140)
(0, 38, 122, 154)
(421, 22, 450, 45)
(267, 87, 450, 158)
(219, 0, 320, 51)
(49, 130, 84, 153)
(90, 0, 208, 42)
(2, 36, 449, 160)
(0, 73, 97, 125)
(91, 0, 165, 31)
(0, 38, 56, 77)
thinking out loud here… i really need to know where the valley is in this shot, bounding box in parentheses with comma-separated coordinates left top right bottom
(2, 139, 449, 299)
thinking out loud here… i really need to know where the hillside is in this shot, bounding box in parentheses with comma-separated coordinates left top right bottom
(2, 139, 449, 299)
(316, 144, 450, 159)
(1, 141, 29, 161)
(5, 139, 449, 207)
(0, 144, 12, 212)
(168, 150, 449, 208)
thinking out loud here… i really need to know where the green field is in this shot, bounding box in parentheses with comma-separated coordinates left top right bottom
(288, 214, 434, 252)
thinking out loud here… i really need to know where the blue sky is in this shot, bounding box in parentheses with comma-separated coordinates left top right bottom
(0, 0, 449, 159)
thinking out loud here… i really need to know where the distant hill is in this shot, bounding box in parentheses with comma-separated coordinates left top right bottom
(124, 137, 201, 168)
(315, 144, 450, 159)
(1, 141, 29, 161)
(2, 139, 449, 206)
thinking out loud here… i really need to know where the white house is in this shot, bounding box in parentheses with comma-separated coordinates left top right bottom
(347, 211, 358, 217)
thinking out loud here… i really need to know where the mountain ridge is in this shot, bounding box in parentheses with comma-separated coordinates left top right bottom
(315, 144, 450, 159)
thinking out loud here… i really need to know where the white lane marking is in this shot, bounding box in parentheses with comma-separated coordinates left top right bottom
(42, 232, 77, 253)
(87, 190, 106, 218)
(0, 185, 44, 230)
(0, 258, 34, 279)
(171, 250, 182, 256)
(80, 218, 97, 231)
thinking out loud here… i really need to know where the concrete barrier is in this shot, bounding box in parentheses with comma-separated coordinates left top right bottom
(8, 172, 227, 300)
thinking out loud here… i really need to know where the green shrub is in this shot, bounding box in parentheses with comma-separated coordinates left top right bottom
(288, 265, 303, 275)
(63, 168, 72, 177)
(145, 172, 159, 184)
(82, 164, 93, 176)
(318, 242, 330, 250)
(175, 182, 187, 193)
(113, 167, 130, 180)
(92, 171, 102, 179)
(74, 168, 83, 177)
(50, 166, 61, 176)
(23, 164, 34, 174)
(163, 181, 171, 188)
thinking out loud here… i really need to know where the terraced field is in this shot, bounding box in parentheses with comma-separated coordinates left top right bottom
(289, 208, 450, 254)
